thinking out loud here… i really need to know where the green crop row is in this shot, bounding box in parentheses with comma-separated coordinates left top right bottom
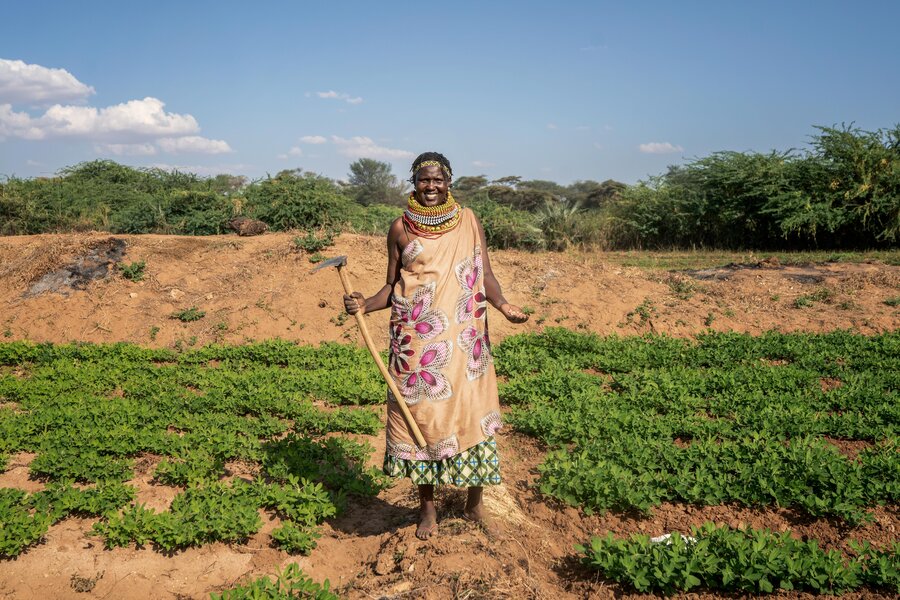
(497, 329, 899, 522)
(0, 340, 388, 557)
(93, 475, 340, 554)
(1, 482, 134, 557)
(579, 523, 899, 595)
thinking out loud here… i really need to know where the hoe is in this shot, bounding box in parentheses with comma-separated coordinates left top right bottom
(312, 255, 427, 448)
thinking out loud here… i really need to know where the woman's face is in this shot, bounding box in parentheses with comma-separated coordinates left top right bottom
(414, 165, 450, 207)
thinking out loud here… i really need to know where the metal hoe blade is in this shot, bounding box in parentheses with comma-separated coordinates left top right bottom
(310, 255, 348, 273)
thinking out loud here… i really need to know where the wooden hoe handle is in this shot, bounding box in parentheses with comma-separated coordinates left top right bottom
(336, 266, 427, 449)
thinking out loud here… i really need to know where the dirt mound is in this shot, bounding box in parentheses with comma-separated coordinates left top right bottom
(1, 232, 898, 346)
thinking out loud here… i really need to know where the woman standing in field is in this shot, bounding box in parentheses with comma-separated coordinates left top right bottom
(344, 152, 528, 539)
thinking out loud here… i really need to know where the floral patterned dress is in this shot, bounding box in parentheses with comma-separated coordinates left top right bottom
(382, 208, 502, 486)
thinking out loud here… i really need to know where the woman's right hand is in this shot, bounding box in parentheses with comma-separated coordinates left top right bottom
(343, 292, 366, 315)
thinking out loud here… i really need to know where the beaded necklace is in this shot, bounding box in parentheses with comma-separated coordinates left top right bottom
(403, 191, 461, 237)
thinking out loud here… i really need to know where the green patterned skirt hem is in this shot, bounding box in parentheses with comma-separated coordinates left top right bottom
(383, 436, 501, 487)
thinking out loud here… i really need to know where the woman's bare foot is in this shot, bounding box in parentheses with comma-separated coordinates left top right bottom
(417, 504, 438, 539)
(416, 484, 438, 540)
(463, 487, 502, 538)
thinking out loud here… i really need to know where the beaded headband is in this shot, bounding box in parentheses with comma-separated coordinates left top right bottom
(412, 160, 452, 179)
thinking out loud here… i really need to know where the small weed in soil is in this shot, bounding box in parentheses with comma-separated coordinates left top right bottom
(293, 231, 335, 254)
(70, 571, 104, 593)
(704, 312, 716, 326)
(623, 298, 657, 326)
(171, 307, 205, 322)
(521, 306, 535, 315)
(665, 275, 701, 300)
(308, 252, 326, 264)
(118, 260, 146, 282)
(330, 312, 348, 326)
(793, 288, 834, 308)
(149, 326, 160, 340)
(884, 296, 900, 307)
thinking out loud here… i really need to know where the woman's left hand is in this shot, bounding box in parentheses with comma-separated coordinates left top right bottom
(500, 303, 529, 323)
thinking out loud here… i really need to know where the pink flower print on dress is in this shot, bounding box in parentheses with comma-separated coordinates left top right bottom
(399, 340, 453, 405)
(386, 435, 459, 461)
(454, 245, 487, 323)
(401, 239, 424, 267)
(386, 438, 429, 461)
(393, 282, 448, 340)
(388, 323, 415, 376)
(480, 411, 503, 437)
(458, 325, 492, 381)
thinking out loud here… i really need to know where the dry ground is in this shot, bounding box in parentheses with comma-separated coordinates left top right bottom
(0, 232, 898, 599)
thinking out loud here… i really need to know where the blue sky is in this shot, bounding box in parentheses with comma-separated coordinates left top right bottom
(1, 1, 898, 185)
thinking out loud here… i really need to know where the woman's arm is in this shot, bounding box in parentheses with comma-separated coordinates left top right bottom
(344, 218, 404, 315)
(474, 212, 529, 323)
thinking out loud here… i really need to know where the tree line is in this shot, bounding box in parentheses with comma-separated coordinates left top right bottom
(1, 124, 897, 250)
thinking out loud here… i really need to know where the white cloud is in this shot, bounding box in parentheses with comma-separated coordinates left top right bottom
(299, 135, 327, 144)
(157, 135, 232, 154)
(0, 104, 42, 139)
(575, 125, 591, 132)
(546, 123, 558, 130)
(331, 135, 413, 160)
(0, 97, 200, 141)
(26, 159, 43, 167)
(593, 143, 603, 150)
(277, 146, 303, 159)
(316, 90, 363, 104)
(95, 142, 158, 156)
(0, 58, 95, 105)
(639, 142, 684, 154)
(472, 160, 494, 168)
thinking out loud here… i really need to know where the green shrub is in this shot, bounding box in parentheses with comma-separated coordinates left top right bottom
(244, 170, 355, 231)
(467, 193, 544, 250)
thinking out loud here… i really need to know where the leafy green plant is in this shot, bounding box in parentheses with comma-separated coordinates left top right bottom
(884, 296, 900, 307)
(578, 523, 899, 594)
(118, 260, 146, 282)
(624, 298, 657, 325)
(210, 563, 338, 600)
(293, 231, 334, 253)
(154, 450, 225, 486)
(171, 307, 205, 322)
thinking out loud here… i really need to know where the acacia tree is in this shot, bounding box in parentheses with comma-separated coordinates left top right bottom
(347, 158, 407, 206)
